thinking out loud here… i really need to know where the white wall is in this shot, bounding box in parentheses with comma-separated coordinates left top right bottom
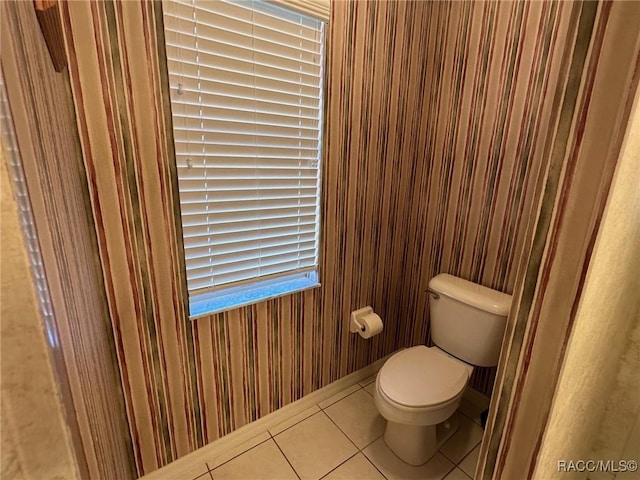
(0, 154, 79, 479)
(590, 316, 640, 479)
(534, 86, 640, 479)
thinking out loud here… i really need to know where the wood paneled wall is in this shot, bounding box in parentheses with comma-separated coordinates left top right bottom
(61, 0, 576, 474)
(480, 1, 640, 476)
(324, 0, 574, 396)
(398, 0, 575, 391)
(1, 2, 136, 478)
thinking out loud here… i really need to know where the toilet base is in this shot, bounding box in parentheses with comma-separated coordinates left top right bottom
(383, 415, 460, 465)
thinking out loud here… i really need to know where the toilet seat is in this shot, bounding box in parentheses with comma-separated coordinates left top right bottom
(378, 346, 470, 409)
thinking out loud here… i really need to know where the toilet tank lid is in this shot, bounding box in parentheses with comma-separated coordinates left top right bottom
(429, 274, 512, 316)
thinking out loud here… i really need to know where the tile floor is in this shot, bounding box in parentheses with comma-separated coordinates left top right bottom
(180, 375, 487, 480)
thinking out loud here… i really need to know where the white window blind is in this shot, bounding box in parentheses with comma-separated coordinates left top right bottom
(163, 0, 325, 299)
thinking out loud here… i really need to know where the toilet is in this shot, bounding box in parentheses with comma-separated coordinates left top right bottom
(373, 273, 512, 465)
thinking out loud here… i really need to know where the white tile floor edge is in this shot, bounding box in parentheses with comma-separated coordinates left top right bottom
(139, 352, 396, 480)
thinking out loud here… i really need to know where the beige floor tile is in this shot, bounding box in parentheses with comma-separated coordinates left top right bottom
(142, 457, 209, 480)
(194, 473, 213, 480)
(363, 438, 455, 480)
(458, 444, 480, 478)
(322, 453, 385, 480)
(440, 414, 484, 464)
(206, 431, 271, 470)
(269, 405, 321, 436)
(363, 382, 375, 396)
(211, 439, 297, 480)
(358, 374, 378, 387)
(458, 388, 489, 426)
(274, 411, 358, 480)
(318, 384, 361, 409)
(442, 467, 472, 480)
(325, 389, 385, 449)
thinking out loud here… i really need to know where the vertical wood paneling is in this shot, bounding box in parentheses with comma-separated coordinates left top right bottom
(1, 2, 136, 478)
(402, 0, 575, 392)
(61, 0, 576, 475)
(478, 1, 640, 476)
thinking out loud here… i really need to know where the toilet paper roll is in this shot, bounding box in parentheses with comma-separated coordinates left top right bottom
(358, 313, 383, 339)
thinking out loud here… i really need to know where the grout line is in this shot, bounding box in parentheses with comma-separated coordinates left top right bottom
(362, 386, 374, 398)
(451, 464, 474, 480)
(441, 463, 457, 480)
(440, 436, 482, 467)
(195, 468, 214, 480)
(439, 448, 457, 464)
(436, 411, 484, 466)
(269, 409, 323, 437)
(319, 409, 360, 451)
(317, 451, 359, 480)
(212, 384, 383, 479)
(361, 447, 389, 480)
(457, 444, 476, 466)
(317, 386, 362, 411)
(317, 386, 364, 411)
(456, 440, 482, 469)
(318, 386, 386, 462)
(271, 433, 302, 480)
(203, 388, 481, 480)
(435, 415, 463, 465)
(192, 469, 212, 480)
(357, 373, 378, 388)
(458, 406, 482, 426)
(147, 365, 390, 480)
(205, 435, 272, 472)
(359, 434, 384, 452)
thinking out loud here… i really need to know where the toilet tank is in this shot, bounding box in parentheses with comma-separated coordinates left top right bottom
(428, 274, 512, 367)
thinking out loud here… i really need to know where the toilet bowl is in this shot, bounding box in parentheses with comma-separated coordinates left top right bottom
(373, 274, 512, 466)
(373, 345, 473, 465)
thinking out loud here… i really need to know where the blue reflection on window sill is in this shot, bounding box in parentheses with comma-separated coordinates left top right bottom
(189, 271, 319, 319)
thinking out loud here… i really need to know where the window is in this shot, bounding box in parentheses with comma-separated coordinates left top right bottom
(163, 0, 326, 317)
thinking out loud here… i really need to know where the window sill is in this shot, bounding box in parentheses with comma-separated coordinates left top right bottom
(189, 271, 320, 320)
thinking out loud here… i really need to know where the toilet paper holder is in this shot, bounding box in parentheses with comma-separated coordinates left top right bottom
(350, 306, 373, 333)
